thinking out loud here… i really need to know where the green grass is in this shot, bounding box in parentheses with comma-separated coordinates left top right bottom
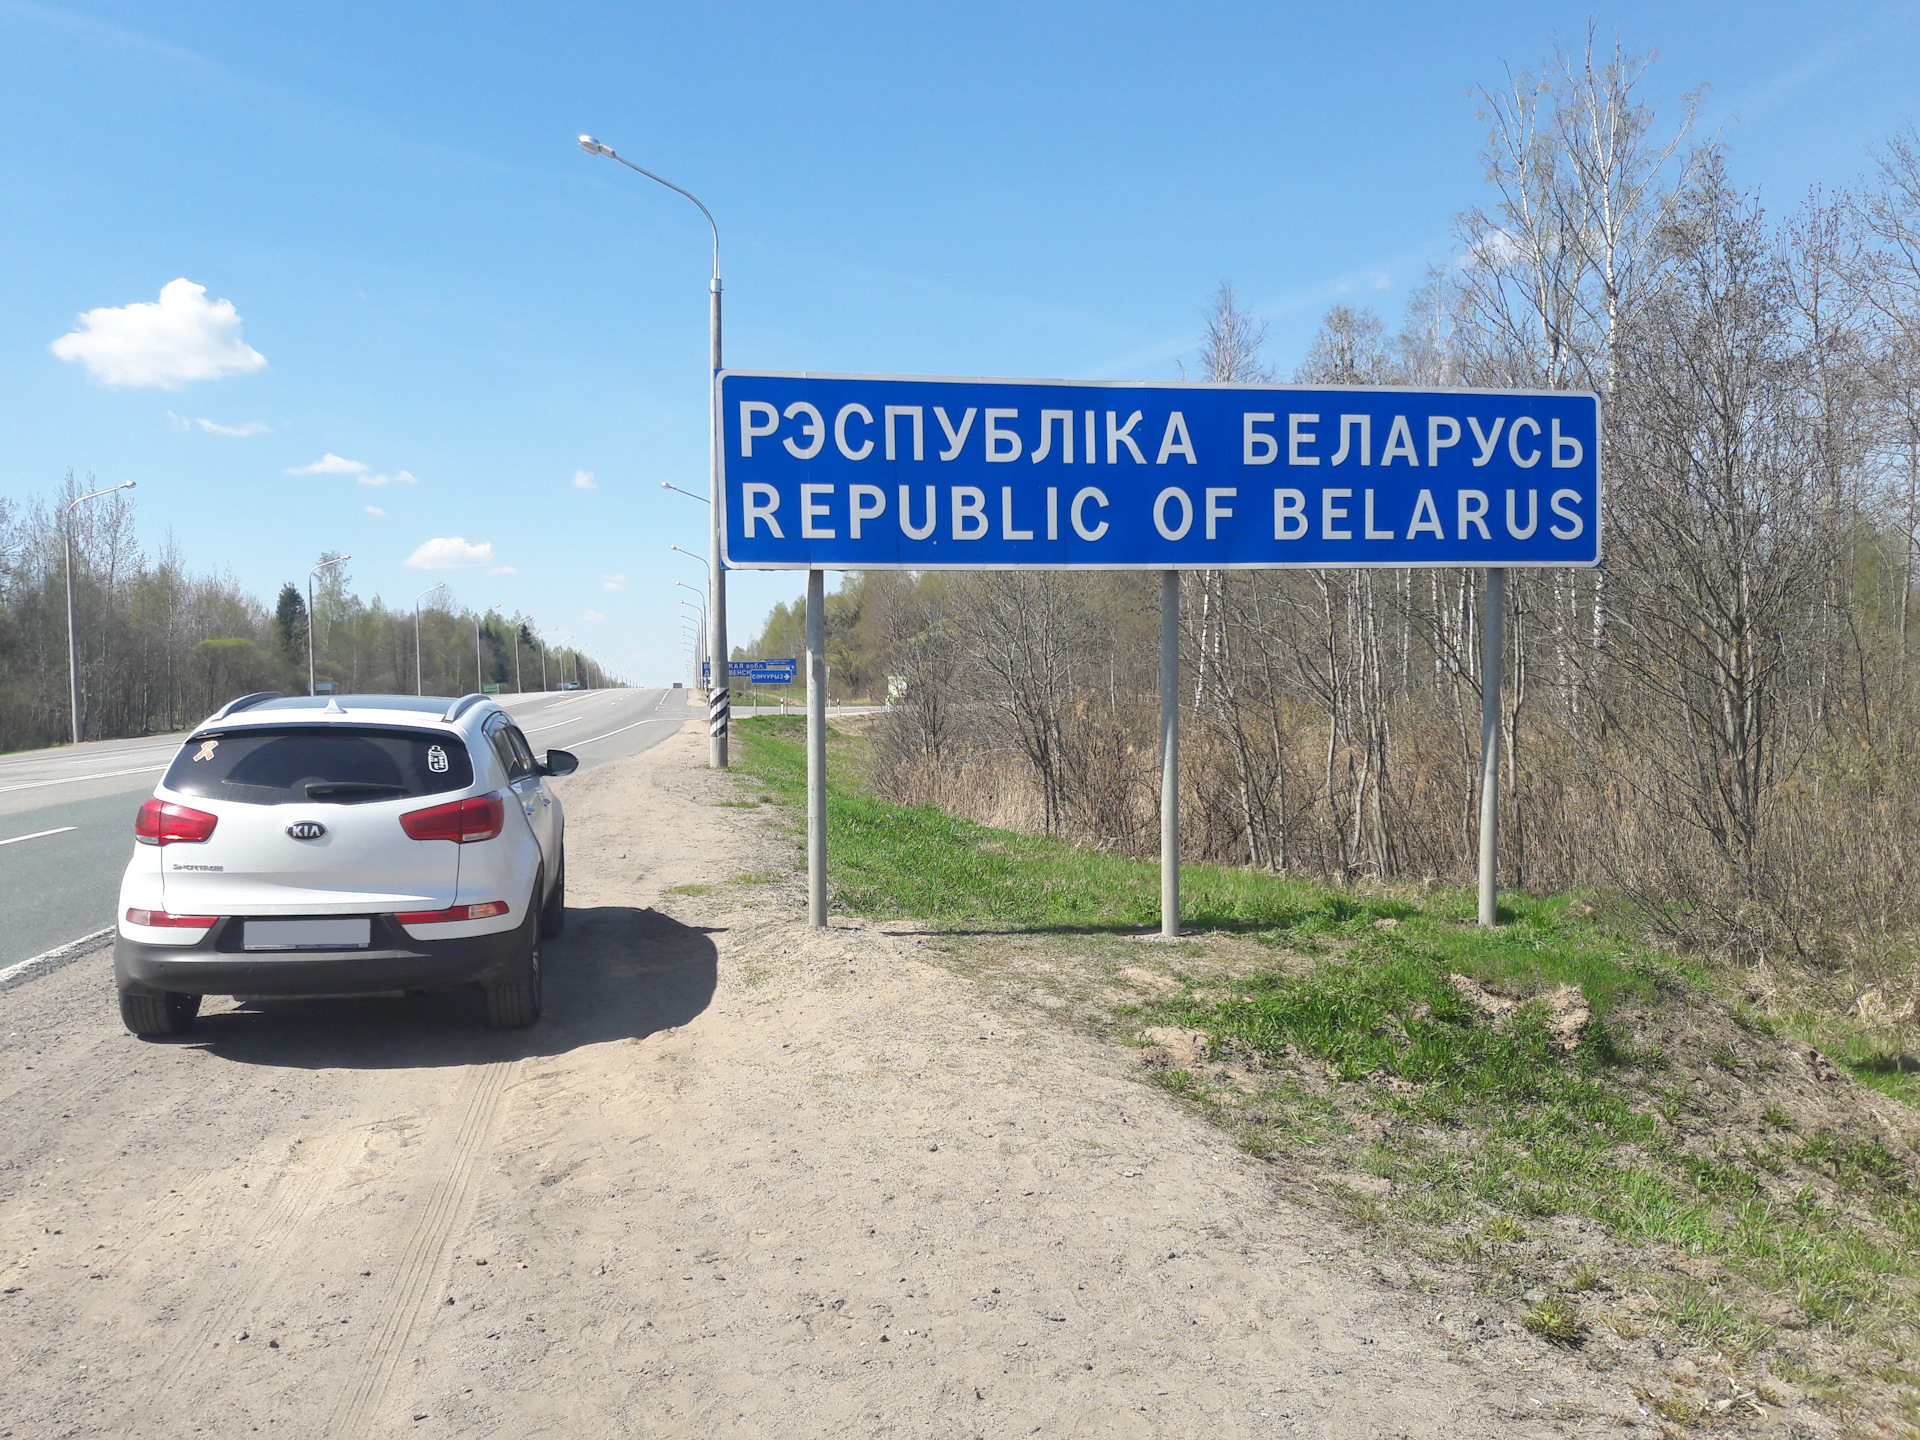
(730, 715, 1920, 1375)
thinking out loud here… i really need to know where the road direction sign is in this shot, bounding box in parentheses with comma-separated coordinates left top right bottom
(704, 658, 800, 685)
(718, 372, 1599, 570)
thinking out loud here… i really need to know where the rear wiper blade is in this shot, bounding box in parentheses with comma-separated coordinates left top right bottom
(304, 781, 409, 798)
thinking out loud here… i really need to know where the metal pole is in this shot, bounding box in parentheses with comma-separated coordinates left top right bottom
(513, 630, 521, 693)
(1160, 569, 1180, 938)
(577, 140, 727, 756)
(475, 615, 483, 692)
(61, 481, 132, 743)
(64, 518, 80, 743)
(708, 276, 730, 766)
(806, 568, 827, 927)
(1478, 568, 1506, 927)
(308, 574, 318, 697)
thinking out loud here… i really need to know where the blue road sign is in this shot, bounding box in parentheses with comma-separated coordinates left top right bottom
(717, 372, 1599, 570)
(704, 658, 800, 684)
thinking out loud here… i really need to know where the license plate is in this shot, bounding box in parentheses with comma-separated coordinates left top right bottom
(242, 918, 372, 951)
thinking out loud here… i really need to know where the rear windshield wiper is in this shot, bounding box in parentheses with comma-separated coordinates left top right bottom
(303, 781, 410, 799)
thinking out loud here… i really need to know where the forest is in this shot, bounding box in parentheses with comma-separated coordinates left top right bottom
(738, 37, 1920, 1007)
(0, 487, 612, 753)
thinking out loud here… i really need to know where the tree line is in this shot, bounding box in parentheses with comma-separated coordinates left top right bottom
(0, 485, 613, 752)
(743, 33, 1920, 983)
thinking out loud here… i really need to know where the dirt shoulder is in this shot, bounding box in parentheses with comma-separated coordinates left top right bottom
(3, 723, 1652, 1438)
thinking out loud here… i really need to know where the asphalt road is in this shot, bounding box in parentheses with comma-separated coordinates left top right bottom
(0, 687, 691, 972)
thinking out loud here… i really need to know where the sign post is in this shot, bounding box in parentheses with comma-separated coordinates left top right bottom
(805, 570, 827, 927)
(1161, 571, 1180, 938)
(717, 371, 1600, 929)
(1478, 568, 1506, 926)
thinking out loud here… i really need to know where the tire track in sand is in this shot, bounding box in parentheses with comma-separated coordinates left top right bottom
(328, 1058, 515, 1437)
(130, 1128, 361, 1433)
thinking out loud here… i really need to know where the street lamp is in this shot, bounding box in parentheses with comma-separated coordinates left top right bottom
(580, 135, 729, 766)
(307, 554, 350, 698)
(675, 580, 707, 678)
(668, 542, 708, 572)
(661, 481, 709, 506)
(414, 582, 448, 695)
(64, 480, 136, 743)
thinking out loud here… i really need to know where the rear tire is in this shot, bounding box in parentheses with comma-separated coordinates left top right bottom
(484, 908, 542, 1029)
(539, 855, 566, 939)
(119, 988, 201, 1037)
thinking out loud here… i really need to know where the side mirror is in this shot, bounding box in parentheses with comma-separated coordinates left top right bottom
(541, 748, 580, 778)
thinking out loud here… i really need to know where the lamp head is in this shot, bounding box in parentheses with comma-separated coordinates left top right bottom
(578, 135, 614, 158)
(123, 480, 137, 491)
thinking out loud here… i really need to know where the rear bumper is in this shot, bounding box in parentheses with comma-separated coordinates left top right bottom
(115, 914, 526, 998)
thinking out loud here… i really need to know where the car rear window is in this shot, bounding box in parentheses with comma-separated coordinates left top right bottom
(163, 726, 474, 806)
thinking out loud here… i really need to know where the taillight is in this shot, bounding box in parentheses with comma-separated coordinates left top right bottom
(134, 798, 219, 846)
(399, 792, 506, 844)
(395, 901, 511, 924)
(125, 907, 218, 928)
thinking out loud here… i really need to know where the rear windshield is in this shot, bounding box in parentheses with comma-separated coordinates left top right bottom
(163, 726, 474, 806)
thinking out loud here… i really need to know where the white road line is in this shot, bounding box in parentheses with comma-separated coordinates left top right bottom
(0, 926, 114, 992)
(0, 764, 167, 795)
(0, 826, 78, 847)
(571, 716, 681, 746)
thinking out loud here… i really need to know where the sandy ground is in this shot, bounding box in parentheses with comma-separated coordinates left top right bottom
(0, 723, 1657, 1439)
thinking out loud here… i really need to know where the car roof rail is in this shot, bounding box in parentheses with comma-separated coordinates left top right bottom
(443, 693, 491, 723)
(210, 691, 284, 721)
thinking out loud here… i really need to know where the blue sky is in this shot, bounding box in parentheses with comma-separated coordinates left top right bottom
(3, 0, 1916, 685)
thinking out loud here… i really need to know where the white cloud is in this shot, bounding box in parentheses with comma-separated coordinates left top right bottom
(1371, 273, 1392, 291)
(602, 573, 626, 591)
(583, 610, 607, 622)
(404, 536, 497, 571)
(394, 470, 417, 484)
(1461, 227, 1524, 270)
(360, 473, 389, 486)
(364, 505, 385, 517)
(197, 417, 270, 436)
(487, 565, 517, 576)
(288, 453, 368, 476)
(572, 470, 596, 490)
(51, 278, 266, 389)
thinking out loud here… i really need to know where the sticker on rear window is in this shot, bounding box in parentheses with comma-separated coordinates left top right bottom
(428, 745, 449, 773)
(193, 739, 219, 762)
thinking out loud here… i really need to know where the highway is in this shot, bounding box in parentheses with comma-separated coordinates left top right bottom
(0, 687, 691, 973)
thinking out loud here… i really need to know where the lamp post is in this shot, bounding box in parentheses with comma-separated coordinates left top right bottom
(64, 480, 136, 743)
(676, 581, 707, 684)
(414, 582, 447, 695)
(580, 135, 729, 766)
(307, 554, 350, 698)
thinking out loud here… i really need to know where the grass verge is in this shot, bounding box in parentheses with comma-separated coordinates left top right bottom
(731, 715, 1920, 1422)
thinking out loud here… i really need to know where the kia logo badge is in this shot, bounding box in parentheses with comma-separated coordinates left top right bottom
(286, 821, 327, 841)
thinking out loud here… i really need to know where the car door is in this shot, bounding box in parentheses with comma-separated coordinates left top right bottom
(488, 716, 557, 878)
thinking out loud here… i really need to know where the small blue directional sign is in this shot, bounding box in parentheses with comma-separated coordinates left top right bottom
(717, 372, 1599, 570)
(703, 658, 800, 684)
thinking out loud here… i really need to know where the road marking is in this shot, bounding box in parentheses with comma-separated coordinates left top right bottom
(571, 716, 679, 746)
(0, 764, 167, 794)
(0, 826, 78, 847)
(0, 926, 114, 992)
(523, 697, 652, 733)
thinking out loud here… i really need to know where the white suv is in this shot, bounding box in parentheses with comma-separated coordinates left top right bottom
(113, 692, 575, 1035)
